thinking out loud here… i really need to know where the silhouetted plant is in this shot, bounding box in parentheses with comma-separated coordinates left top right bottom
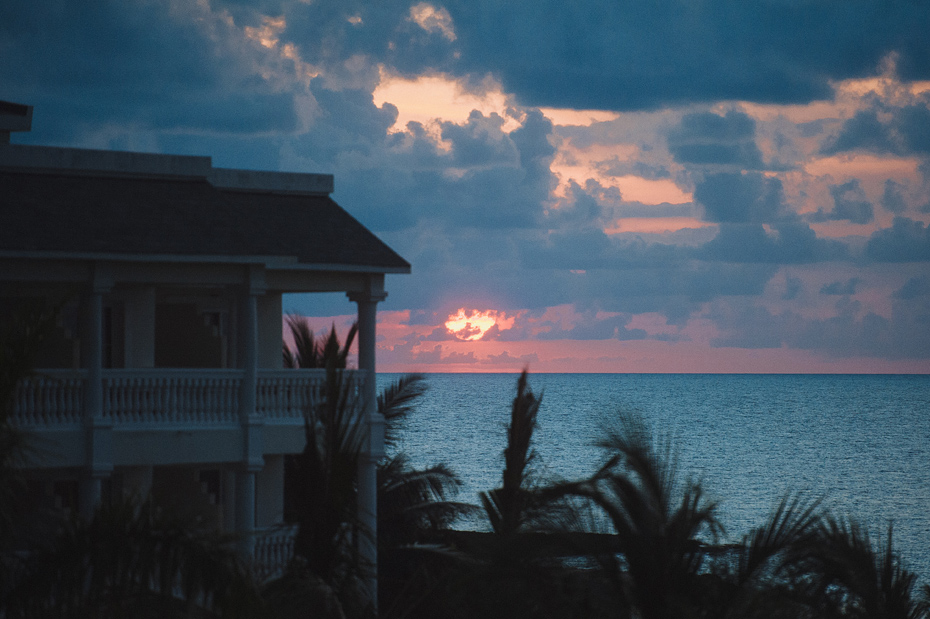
(480, 369, 542, 537)
(455, 370, 599, 619)
(801, 518, 930, 619)
(564, 413, 721, 619)
(378, 373, 475, 546)
(284, 337, 472, 618)
(2, 497, 262, 619)
(707, 493, 826, 618)
(287, 363, 368, 616)
(376, 373, 478, 618)
(0, 300, 64, 598)
(282, 314, 357, 369)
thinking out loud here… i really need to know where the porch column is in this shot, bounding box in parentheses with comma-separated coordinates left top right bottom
(80, 269, 113, 519)
(237, 272, 265, 559)
(348, 277, 387, 610)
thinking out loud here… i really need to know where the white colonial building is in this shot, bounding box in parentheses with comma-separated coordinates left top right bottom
(0, 101, 409, 581)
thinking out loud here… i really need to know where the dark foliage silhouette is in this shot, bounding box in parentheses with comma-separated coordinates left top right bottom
(3, 498, 262, 618)
(282, 314, 357, 370)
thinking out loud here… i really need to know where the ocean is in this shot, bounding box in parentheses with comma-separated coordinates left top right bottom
(378, 373, 930, 579)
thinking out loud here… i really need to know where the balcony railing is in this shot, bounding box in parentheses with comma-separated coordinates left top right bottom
(10, 369, 365, 428)
(252, 525, 298, 582)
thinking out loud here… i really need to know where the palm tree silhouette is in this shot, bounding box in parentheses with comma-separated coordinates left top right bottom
(282, 314, 357, 370)
(281, 320, 471, 618)
(566, 413, 722, 619)
(378, 373, 475, 548)
(802, 518, 930, 619)
(457, 371, 597, 619)
(709, 493, 826, 618)
(3, 498, 261, 618)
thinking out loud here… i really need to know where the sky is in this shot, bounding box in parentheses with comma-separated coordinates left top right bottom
(3, 0, 930, 373)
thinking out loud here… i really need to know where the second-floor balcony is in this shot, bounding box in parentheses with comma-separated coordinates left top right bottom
(11, 368, 367, 429)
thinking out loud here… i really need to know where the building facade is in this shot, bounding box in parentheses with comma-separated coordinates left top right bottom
(0, 101, 409, 582)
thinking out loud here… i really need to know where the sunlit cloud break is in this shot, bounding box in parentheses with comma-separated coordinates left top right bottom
(445, 308, 514, 341)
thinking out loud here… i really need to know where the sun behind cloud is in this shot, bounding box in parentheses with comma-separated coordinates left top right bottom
(445, 308, 503, 341)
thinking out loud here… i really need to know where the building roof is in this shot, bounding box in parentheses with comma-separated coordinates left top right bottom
(0, 146, 410, 274)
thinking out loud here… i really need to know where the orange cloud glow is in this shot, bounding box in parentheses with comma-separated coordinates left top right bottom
(551, 143, 692, 206)
(445, 308, 512, 341)
(539, 107, 620, 127)
(373, 72, 518, 133)
(605, 217, 713, 234)
(804, 153, 920, 182)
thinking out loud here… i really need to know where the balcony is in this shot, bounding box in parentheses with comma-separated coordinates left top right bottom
(11, 369, 366, 429)
(9, 368, 371, 470)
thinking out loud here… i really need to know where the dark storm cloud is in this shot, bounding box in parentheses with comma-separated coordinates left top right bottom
(613, 202, 698, 219)
(668, 111, 764, 168)
(574, 263, 778, 309)
(790, 294, 930, 359)
(822, 109, 898, 155)
(519, 229, 690, 271)
(893, 275, 930, 300)
(697, 222, 848, 264)
(823, 102, 930, 157)
(276, 0, 463, 79)
(294, 92, 556, 231)
(693, 173, 788, 223)
(866, 217, 930, 262)
(881, 180, 908, 214)
(895, 104, 930, 155)
(214, 0, 930, 114)
(423, 327, 456, 341)
(440, 111, 517, 167)
(809, 180, 874, 225)
(705, 295, 930, 359)
(708, 304, 786, 348)
(596, 157, 671, 180)
(479, 351, 540, 366)
(536, 313, 647, 341)
(0, 0, 299, 144)
(820, 278, 860, 296)
(440, 0, 930, 111)
(784, 274, 803, 300)
(345, 108, 555, 231)
(543, 182, 605, 228)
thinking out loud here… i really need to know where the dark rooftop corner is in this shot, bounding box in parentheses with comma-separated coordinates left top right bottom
(0, 100, 33, 143)
(0, 101, 410, 274)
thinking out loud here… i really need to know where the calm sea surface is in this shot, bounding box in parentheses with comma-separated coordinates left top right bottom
(378, 373, 930, 579)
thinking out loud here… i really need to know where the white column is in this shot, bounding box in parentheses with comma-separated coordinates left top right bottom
(348, 278, 386, 610)
(237, 275, 265, 559)
(81, 273, 113, 520)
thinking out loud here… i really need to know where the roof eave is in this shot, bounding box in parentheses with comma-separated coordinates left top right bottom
(0, 250, 411, 274)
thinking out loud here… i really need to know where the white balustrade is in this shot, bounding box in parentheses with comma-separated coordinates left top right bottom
(12, 370, 86, 426)
(256, 369, 326, 422)
(252, 525, 298, 582)
(11, 369, 366, 428)
(103, 370, 242, 425)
